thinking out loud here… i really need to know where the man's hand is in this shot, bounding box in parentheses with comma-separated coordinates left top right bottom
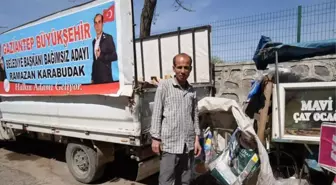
(194, 139, 202, 157)
(151, 139, 161, 155)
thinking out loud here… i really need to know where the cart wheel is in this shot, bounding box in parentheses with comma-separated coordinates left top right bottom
(268, 150, 298, 179)
(66, 142, 105, 184)
(299, 163, 311, 184)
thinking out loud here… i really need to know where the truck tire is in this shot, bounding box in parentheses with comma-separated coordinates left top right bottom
(65, 142, 105, 184)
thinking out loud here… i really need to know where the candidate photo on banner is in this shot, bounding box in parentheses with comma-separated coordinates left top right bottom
(91, 6, 119, 84)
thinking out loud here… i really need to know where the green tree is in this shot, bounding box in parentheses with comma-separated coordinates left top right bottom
(211, 56, 224, 64)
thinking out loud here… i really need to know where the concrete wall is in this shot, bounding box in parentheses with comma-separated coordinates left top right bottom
(214, 54, 336, 104)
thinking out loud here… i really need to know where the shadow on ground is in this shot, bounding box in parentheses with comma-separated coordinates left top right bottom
(0, 137, 156, 184)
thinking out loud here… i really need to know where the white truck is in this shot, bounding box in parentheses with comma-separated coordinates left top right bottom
(0, 0, 213, 183)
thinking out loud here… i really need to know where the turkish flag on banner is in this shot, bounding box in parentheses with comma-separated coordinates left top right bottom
(103, 5, 115, 23)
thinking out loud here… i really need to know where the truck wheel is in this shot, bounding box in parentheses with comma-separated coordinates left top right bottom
(66, 142, 105, 184)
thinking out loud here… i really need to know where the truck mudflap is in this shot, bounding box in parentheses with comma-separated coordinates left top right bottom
(135, 156, 160, 181)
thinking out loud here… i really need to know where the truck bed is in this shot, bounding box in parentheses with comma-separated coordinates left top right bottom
(0, 84, 213, 146)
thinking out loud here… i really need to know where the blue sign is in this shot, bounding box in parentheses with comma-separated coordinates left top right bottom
(0, 1, 119, 88)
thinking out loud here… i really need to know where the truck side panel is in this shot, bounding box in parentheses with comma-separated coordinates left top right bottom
(0, 95, 142, 145)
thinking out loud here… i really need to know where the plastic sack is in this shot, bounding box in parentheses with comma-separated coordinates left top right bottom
(208, 128, 260, 185)
(204, 127, 217, 165)
(197, 97, 309, 185)
(192, 127, 217, 179)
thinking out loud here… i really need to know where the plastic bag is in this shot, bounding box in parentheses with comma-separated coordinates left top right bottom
(197, 97, 309, 185)
(208, 128, 260, 185)
(204, 127, 217, 165)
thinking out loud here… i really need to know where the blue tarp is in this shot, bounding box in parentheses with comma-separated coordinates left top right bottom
(252, 36, 336, 70)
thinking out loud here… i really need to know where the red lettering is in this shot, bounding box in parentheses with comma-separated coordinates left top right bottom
(25, 38, 29, 50)
(2, 22, 93, 51)
(3, 44, 7, 55)
(57, 30, 62, 45)
(68, 27, 74, 42)
(6, 43, 10, 54)
(9, 43, 12, 54)
(63, 29, 68, 47)
(19, 41, 23, 51)
(1, 36, 37, 55)
(36, 35, 41, 48)
(15, 41, 20, 53)
(22, 39, 27, 50)
(13, 42, 17, 52)
(5, 43, 9, 54)
(74, 25, 81, 41)
(45, 33, 51, 46)
(80, 21, 84, 41)
(29, 37, 34, 50)
(26, 38, 30, 50)
(51, 30, 57, 46)
(10, 42, 14, 53)
(84, 23, 91, 40)
(41, 34, 46, 48)
(17, 40, 25, 52)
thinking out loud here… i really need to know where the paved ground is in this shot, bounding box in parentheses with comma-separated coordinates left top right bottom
(0, 138, 157, 185)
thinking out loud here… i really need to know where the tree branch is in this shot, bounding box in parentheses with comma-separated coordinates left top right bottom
(173, 0, 195, 12)
(140, 0, 194, 38)
(140, 0, 157, 38)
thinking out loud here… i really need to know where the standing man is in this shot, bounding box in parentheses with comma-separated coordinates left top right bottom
(150, 53, 202, 185)
(91, 13, 118, 84)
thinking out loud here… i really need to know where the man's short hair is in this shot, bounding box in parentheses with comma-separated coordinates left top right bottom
(94, 13, 104, 22)
(173, 53, 192, 66)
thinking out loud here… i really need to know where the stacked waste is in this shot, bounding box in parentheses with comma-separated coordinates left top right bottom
(208, 128, 260, 185)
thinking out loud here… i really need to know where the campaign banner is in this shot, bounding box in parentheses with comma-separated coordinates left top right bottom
(0, 0, 125, 96)
(318, 123, 336, 173)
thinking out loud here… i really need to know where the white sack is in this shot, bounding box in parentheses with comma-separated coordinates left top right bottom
(197, 97, 309, 185)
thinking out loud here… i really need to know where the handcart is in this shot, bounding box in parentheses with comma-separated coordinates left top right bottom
(244, 36, 336, 184)
(194, 96, 309, 185)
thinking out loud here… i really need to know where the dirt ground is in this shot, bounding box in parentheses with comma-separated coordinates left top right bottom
(0, 136, 222, 185)
(0, 138, 157, 185)
(5, 138, 333, 185)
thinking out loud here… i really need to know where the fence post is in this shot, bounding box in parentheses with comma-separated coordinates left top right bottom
(297, 5, 302, 42)
(177, 27, 181, 53)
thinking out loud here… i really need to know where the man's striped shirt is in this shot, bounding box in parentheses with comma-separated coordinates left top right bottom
(150, 78, 200, 154)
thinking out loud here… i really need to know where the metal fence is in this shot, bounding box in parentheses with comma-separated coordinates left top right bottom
(149, 0, 336, 63)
